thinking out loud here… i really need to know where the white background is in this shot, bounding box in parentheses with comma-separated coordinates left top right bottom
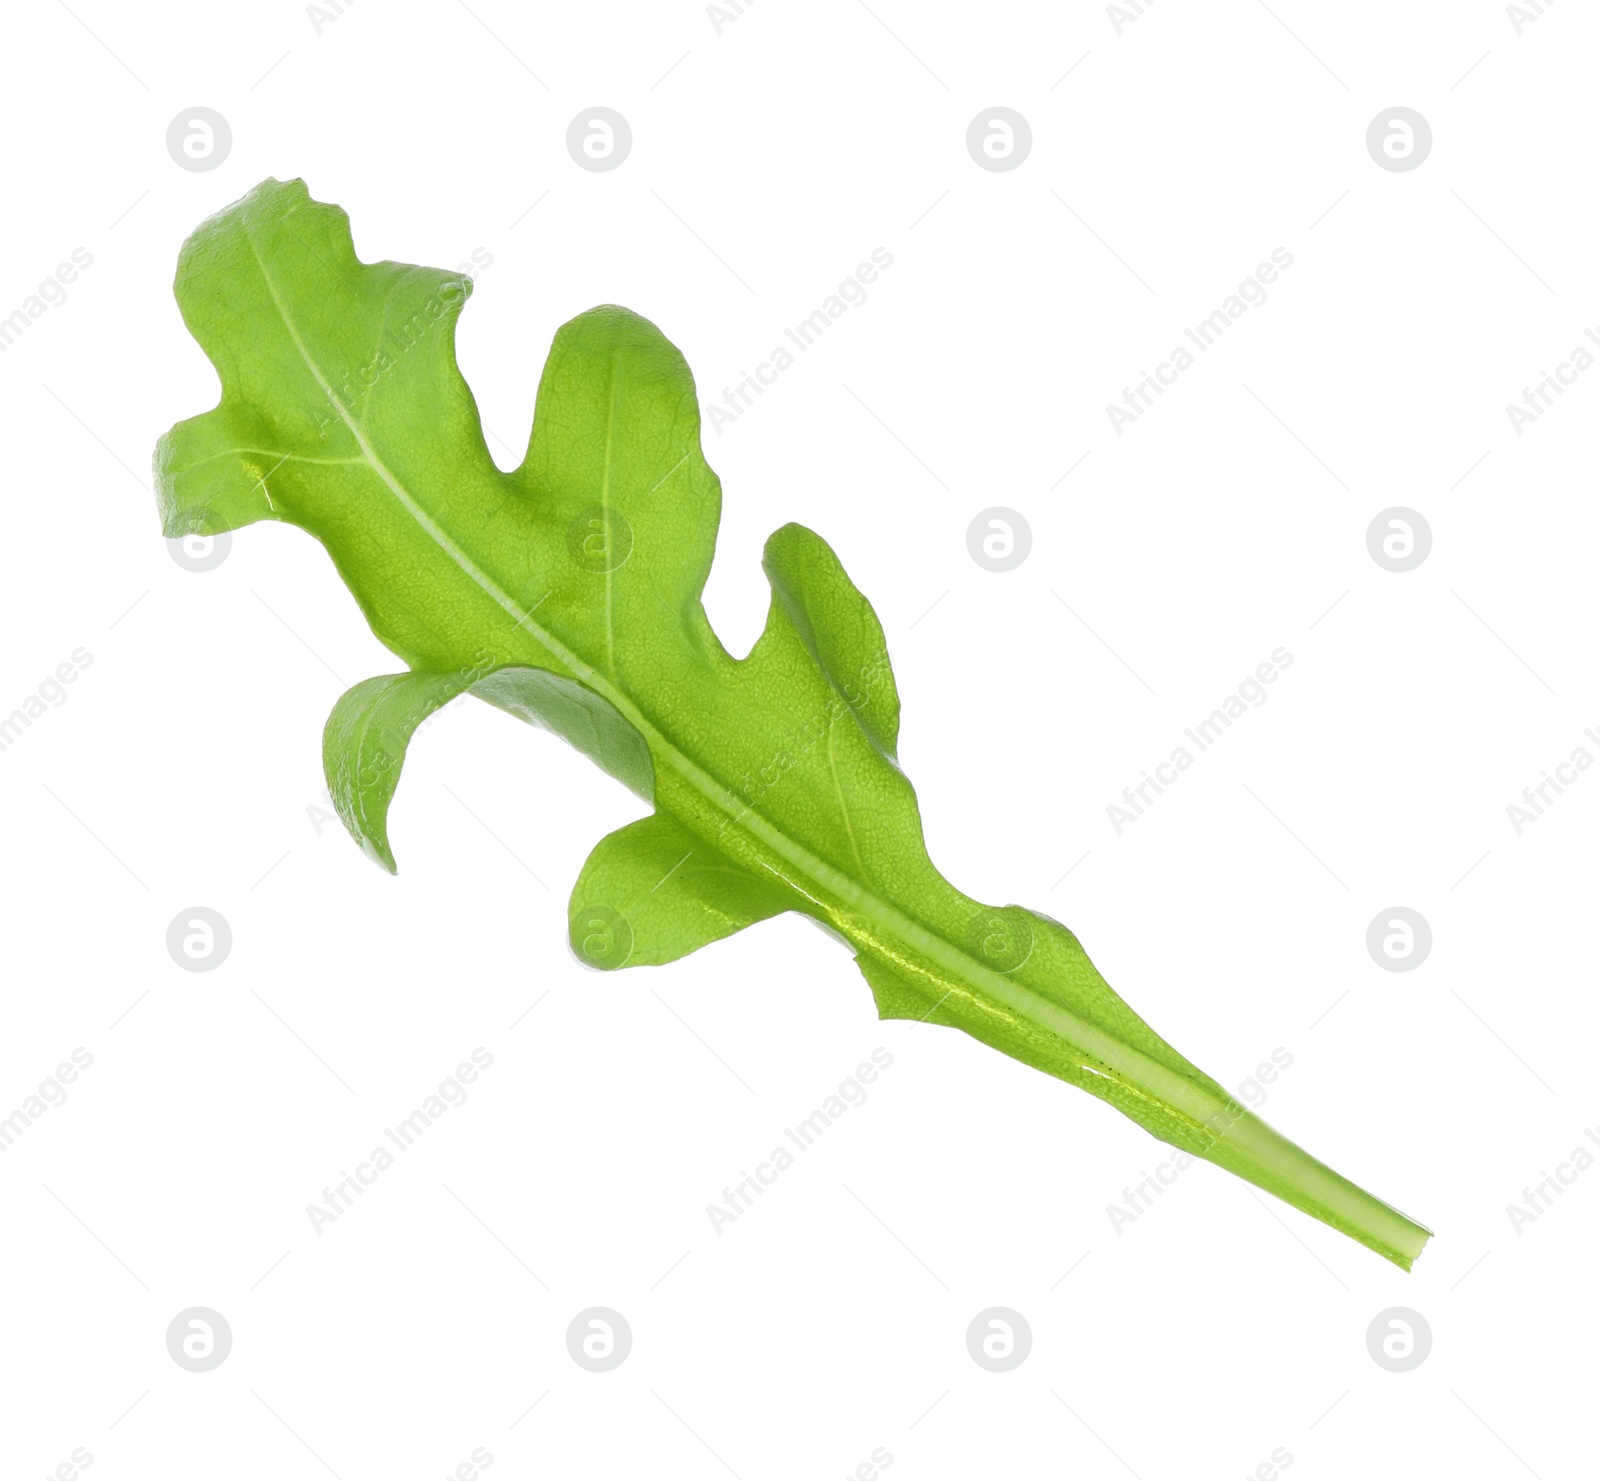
(1, 2, 1595, 1477)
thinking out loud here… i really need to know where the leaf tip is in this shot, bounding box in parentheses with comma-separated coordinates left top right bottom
(567, 902, 635, 971)
(363, 836, 400, 876)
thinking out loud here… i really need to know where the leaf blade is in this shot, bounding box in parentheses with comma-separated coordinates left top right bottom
(569, 813, 790, 969)
(159, 180, 1432, 1271)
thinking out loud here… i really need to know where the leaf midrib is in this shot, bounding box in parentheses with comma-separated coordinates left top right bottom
(245, 228, 1225, 1130)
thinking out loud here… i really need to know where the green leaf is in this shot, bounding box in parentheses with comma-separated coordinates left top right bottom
(156, 179, 1431, 1271)
(323, 665, 653, 872)
(762, 522, 901, 757)
(323, 670, 473, 874)
(570, 813, 790, 969)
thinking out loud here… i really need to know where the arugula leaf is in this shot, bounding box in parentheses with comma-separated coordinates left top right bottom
(156, 179, 1431, 1270)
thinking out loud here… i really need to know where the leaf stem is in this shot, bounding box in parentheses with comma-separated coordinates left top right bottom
(842, 916, 1432, 1270)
